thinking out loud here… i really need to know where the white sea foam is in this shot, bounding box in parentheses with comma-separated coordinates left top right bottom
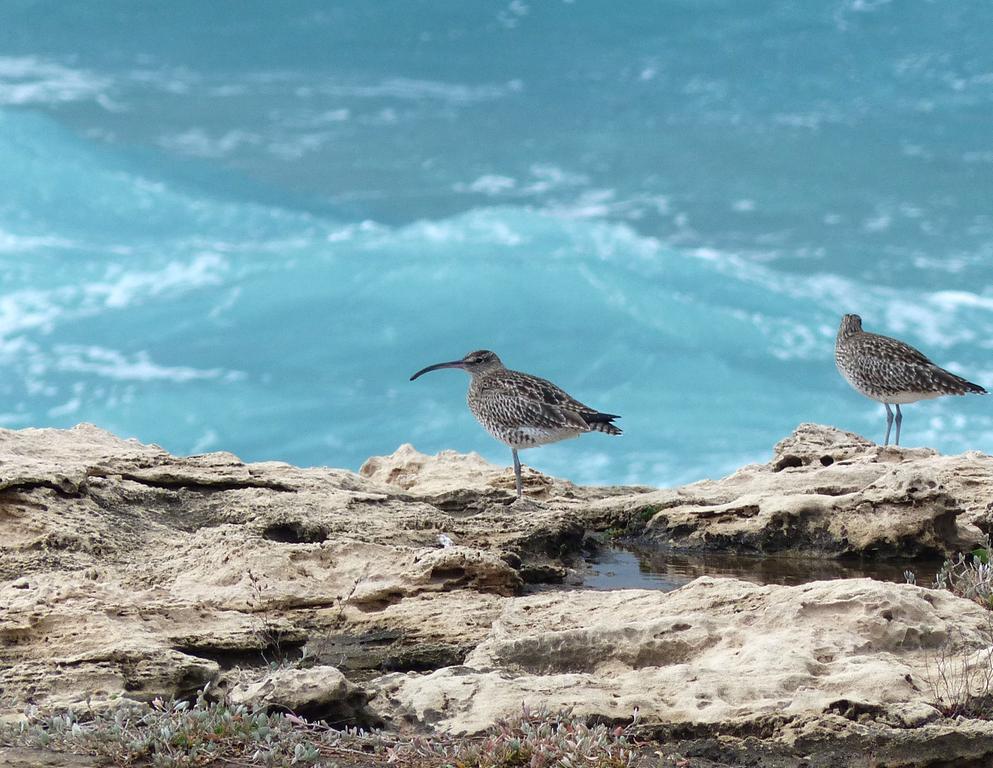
(129, 66, 200, 94)
(0, 56, 109, 106)
(0, 412, 31, 427)
(453, 175, 518, 195)
(191, 429, 220, 453)
(543, 189, 617, 219)
(86, 253, 228, 309)
(0, 255, 229, 350)
(47, 397, 82, 418)
(523, 164, 589, 193)
(927, 290, 993, 314)
(862, 213, 893, 232)
(54, 345, 242, 383)
(834, 0, 894, 31)
(0, 289, 65, 339)
(682, 244, 993, 358)
(266, 131, 334, 160)
(158, 129, 262, 158)
(452, 166, 671, 224)
(885, 299, 974, 348)
(0, 229, 76, 253)
(316, 108, 350, 123)
(326, 220, 383, 243)
(497, 1, 530, 29)
(398, 211, 527, 248)
(453, 164, 590, 199)
(319, 77, 520, 103)
(208, 287, 243, 321)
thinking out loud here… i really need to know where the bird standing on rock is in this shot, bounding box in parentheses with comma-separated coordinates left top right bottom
(409, 350, 621, 498)
(834, 313, 986, 446)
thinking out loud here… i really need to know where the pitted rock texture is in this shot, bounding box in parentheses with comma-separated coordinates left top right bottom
(596, 423, 992, 557)
(0, 425, 561, 713)
(370, 576, 992, 735)
(4, 423, 993, 767)
(227, 665, 374, 725)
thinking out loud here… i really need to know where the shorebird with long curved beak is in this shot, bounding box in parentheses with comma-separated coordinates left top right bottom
(835, 313, 986, 446)
(410, 350, 621, 498)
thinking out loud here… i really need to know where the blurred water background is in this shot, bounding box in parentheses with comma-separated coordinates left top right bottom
(1, 1, 992, 485)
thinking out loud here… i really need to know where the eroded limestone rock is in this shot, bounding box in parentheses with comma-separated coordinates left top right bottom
(595, 423, 992, 558)
(3, 422, 993, 766)
(227, 665, 373, 725)
(370, 577, 993, 737)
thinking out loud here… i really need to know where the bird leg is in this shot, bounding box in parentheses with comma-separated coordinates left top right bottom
(884, 403, 893, 446)
(512, 448, 523, 498)
(894, 404, 903, 446)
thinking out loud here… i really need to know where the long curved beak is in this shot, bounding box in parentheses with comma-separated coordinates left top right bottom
(410, 360, 464, 381)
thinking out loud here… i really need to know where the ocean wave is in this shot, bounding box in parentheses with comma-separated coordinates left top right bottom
(317, 77, 523, 103)
(87, 253, 229, 309)
(0, 254, 230, 343)
(54, 345, 243, 383)
(0, 56, 109, 106)
(157, 129, 263, 159)
(0, 228, 76, 252)
(5, 55, 521, 109)
(1, 102, 991, 482)
(452, 166, 672, 223)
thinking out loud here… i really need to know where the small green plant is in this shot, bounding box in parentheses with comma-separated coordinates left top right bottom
(637, 506, 661, 523)
(933, 541, 993, 610)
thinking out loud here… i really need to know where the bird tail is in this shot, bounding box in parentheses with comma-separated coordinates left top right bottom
(584, 412, 622, 435)
(933, 366, 987, 396)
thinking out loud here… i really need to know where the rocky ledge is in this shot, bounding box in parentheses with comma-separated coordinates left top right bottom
(2, 423, 993, 766)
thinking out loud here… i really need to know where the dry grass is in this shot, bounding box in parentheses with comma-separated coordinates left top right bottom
(920, 542, 993, 718)
(1, 689, 653, 768)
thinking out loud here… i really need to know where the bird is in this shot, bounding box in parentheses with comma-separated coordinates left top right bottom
(834, 313, 986, 446)
(409, 350, 621, 498)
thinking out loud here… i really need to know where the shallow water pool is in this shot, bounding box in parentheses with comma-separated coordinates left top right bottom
(583, 544, 944, 592)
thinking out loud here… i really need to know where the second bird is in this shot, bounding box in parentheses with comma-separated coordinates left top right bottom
(835, 313, 986, 446)
(410, 350, 621, 498)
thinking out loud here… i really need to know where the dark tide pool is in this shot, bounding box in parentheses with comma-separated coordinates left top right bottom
(583, 545, 945, 592)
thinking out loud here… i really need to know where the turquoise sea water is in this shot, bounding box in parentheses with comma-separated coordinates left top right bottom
(1, 1, 992, 485)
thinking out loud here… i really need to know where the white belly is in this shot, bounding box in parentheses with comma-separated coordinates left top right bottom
(839, 367, 943, 405)
(880, 391, 942, 405)
(493, 426, 583, 449)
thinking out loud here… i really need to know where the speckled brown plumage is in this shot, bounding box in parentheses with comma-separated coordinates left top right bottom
(834, 313, 985, 445)
(468, 362, 621, 448)
(410, 349, 620, 497)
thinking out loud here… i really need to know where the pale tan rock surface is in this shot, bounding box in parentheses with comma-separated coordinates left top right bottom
(227, 665, 372, 724)
(0, 425, 554, 713)
(4, 422, 993, 766)
(595, 422, 993, 557)
(371, 576, 992, 735)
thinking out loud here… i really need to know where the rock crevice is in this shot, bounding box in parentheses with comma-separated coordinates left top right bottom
(3, 422, 993, 765)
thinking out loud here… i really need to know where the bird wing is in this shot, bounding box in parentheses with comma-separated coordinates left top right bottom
(851, 354, 937, 395)
(855, 332, 983, 394)
(858, 332, 934, 367)
(475, 372, 593, 431)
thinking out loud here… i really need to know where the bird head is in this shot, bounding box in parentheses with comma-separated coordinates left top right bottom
(410, 349, 504, 381)
(838, 314, 863, 338)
